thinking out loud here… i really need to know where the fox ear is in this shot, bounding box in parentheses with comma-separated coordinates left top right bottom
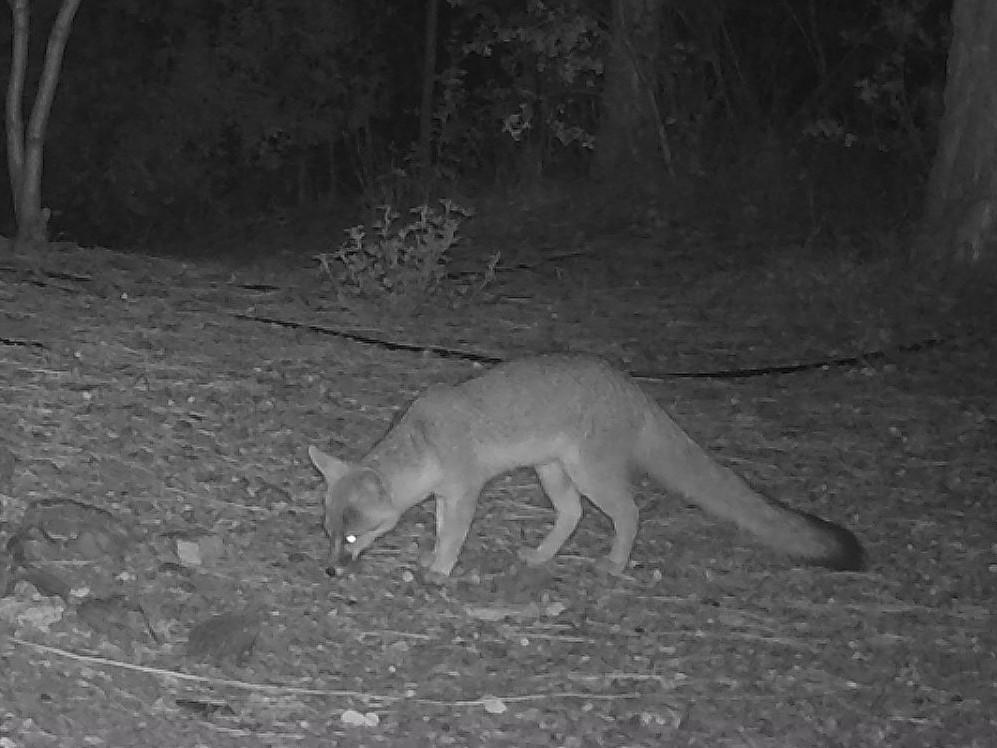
(308, 445, 353, 485)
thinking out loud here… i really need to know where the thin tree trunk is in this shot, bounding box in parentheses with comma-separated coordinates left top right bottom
(920, 0, 997, 267)
(6, 0, 29, 218)
(418, 0, 440, 169)
(592, 0, 666, 181)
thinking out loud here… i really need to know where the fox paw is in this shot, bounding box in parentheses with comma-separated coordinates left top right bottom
(418, 549, 436, 568)
(421, 551, 458, 578)
(419, 568, 457, 587)
(595, 556, 628, 575)
(517, 547, 554, 567)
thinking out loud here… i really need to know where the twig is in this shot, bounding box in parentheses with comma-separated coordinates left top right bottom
(567, 672, 678, 685)
(8, 637, 647, 706)
(357, 629, 436, 641)
(415, 691, 645, 706)
(8, 637, 394, 700)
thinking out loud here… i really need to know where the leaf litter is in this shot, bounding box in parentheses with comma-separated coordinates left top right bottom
(0, 240, 994, 746)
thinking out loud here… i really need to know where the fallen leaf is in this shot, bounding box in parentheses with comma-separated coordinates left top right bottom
(480, 695, 507, 714)
(340, 709, 379, 727)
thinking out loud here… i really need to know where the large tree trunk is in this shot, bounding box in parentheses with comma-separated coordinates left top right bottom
(920, 0, 997, 267)
(592, 0, 667, 181)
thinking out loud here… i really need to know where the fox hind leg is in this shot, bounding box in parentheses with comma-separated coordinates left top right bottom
(518, 461, 584, 566)
(564, 458, 638, 573)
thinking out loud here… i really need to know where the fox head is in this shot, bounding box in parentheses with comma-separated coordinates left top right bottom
(308, 446, 400, 573)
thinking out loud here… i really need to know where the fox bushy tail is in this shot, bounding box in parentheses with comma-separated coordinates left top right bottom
(637, 410, 865, 571)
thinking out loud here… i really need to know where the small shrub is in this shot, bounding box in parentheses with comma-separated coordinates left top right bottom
(316, 200, 478, 304)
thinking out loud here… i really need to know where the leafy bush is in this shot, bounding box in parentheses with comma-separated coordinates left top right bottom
(317, 200, 485, 305)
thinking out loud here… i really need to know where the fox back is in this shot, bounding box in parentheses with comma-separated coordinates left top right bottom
(379, 356, 654, 474)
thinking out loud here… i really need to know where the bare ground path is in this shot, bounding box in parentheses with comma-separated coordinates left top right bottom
(0, 237, 994, 747)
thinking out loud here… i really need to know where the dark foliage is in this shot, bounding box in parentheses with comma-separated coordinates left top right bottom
(0, 0, 951, 246)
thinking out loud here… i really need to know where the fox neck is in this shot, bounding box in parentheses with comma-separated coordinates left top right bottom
(361, 454, 444, 514)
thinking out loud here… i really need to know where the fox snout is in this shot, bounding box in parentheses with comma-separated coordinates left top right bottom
(329, 531, 344, 563)
(323, 504, 351, 576)
(324, 532, 354, 577)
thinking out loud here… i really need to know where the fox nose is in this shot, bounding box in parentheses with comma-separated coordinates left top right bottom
(324, 535, 353, 577)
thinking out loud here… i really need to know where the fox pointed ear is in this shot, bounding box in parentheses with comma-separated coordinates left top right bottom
(308, 445, 353, 484)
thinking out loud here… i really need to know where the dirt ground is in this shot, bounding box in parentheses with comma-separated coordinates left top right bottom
(0, 224, 994, 747)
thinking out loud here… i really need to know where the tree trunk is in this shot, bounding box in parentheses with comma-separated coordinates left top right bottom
(920, 0, 997, 267)
(6, 0, 30, 226)
(592, 0, 667, 181)
(5, 0, 83, 249)
(418, 0, 440, 169)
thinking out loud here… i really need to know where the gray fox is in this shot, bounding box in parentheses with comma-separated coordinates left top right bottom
(309, 355, 865, 576)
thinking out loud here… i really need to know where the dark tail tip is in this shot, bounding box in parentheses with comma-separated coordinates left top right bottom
(804, 514, 867, 572)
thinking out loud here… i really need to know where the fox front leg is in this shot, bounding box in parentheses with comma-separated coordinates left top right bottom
(423, 489, 481, 576)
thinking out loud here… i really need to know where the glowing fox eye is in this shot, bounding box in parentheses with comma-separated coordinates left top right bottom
(345, 534, 357, 545)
